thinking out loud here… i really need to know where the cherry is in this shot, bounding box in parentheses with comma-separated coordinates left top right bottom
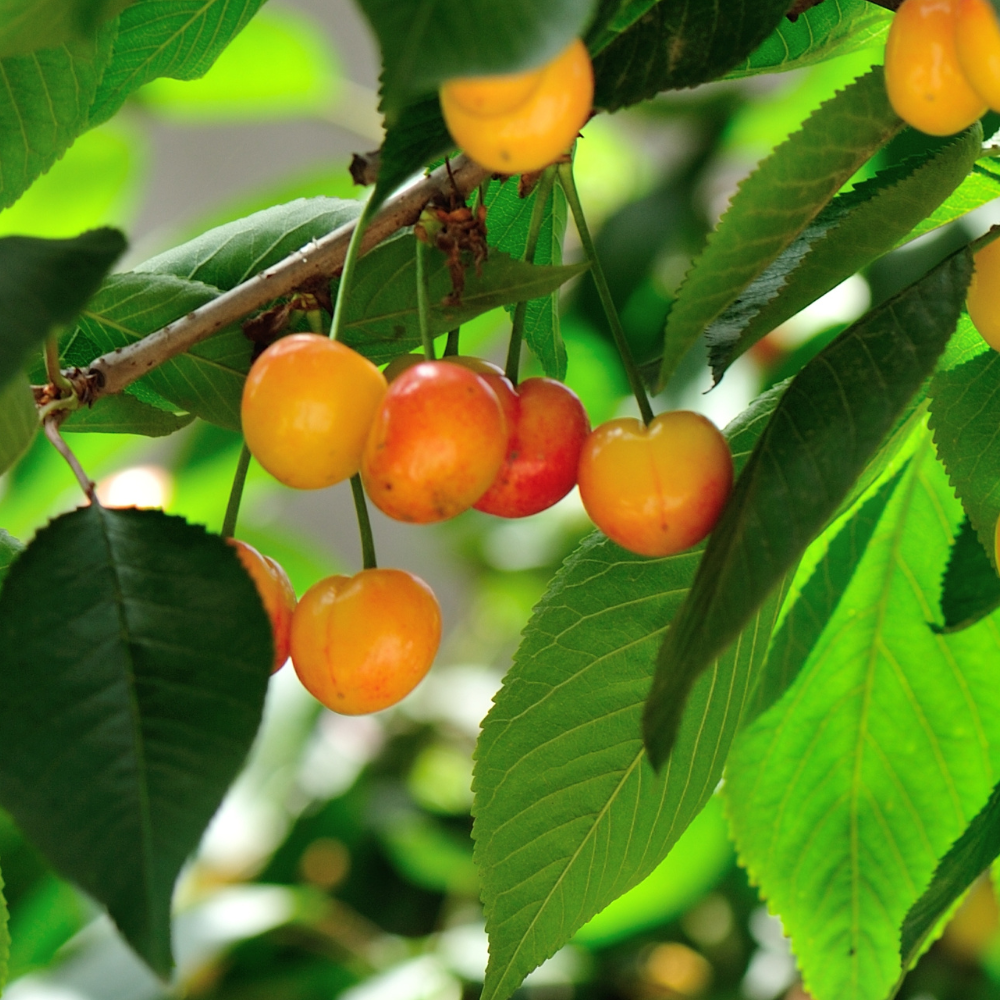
(227, 539, 296, 672)
(956, 0, 1000, 110)
(966, 239, 1000, 350)
(290, 568, 441, 714)
(439, 38, 594, 174)
(241, 334, 387, 490)
(884, 0, 986, 136)
(361, 360, 507, 523)
(576, 411, 733, 558)
(474, 376, 590, 518)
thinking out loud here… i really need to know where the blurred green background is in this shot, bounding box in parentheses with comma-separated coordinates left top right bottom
(3, 5, 1000, 999)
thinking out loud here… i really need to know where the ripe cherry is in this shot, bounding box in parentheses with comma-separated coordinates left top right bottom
(884, 0, 986, 136)
(439, 38, 594, 174)
(361, 360, 507, 523)
(227, 538, 296, 672)
(966, 239, 1000, 350)
(290, 568, 441, 715)
(956, 0, 1000, 109)
(474, 376, 590, 518)
(241, 334, 387, 490)
(576, 411, 733, 558)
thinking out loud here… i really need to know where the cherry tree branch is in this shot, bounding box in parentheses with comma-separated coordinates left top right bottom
(86, 155, 492, 399)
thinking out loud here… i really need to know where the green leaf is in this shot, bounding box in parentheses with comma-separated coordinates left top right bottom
(0, 375, 38, 477)
(0, 25, 115, 210)
(935, 516, 1000, 633)
(749, 467, 905, 723)
(929, 345, 1000, 572)
(73, 273, 249, 430)
(62, 393, 195, 436)
(0, 529, 23, 588)
(591, 0, 790, 112)
(0, 0, 130, 56)
(0, 228, 126, 391)
(0, 871, 7, 992)
(355, 0, 595, 120)
(644, 240, 973, 769)
(725, 0, 892, 79)
(337, 237, 587, 365)
(373, 95, 453, 205)
(485, 177, 569, 379)
(136, 196, 362, 290)
(724, 441, 1000, 1000)
(474, 383, 789, 1000)
(901, 780, 1000, 972)
(708, 124, 981, 381)
(0, 505, 272, 975)
(87, 0, 269, 128)
(657, 67, 902, 389)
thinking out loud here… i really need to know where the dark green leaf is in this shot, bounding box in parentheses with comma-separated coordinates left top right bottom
(0, 530, 23, 588)
(725, 0, 891, 79)
(74, 273, 248, 430)
(355, 0, 595, 119)
(0, 506, 272, 974)
(0, 375, 37, 477)
(901, 780, 1000, 970)
(475, 383, 788, 1000)
(373, 95, 453, 206)
(87, 0, 268, 127)
(725, 440, 1000, 1000)
(644, 240, 973, 769)
(929, 345, 1000, 571)
(591, 0, 790, 112)
(62, 394, 195, 437)
(337, 237, 587, 365)
(749, 466, 906, 722)
(0, 229, 125, 391)
(934, 517, 1000, 633)
(136, 197, 362, 290)
(0, 867, 7, 992)
(0, 0, 131, 56)
(708, 124, 980, 381)
(657, 67, 902, 389)
(0, 26, 114, 211)
(485, 177, 568, 378)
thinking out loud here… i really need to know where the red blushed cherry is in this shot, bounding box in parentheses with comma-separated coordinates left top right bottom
(473, 377, 590, 518)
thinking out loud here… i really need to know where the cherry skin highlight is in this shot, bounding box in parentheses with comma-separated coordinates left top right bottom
(884, 0, 986, 136)
(361, 360, 507, 523)
(290, 568, 441, 715)
(474, 376, 590, 518)
(227, 538, 297, 672)
(241, 334, 387, 490)
(576, 410, 733, 558)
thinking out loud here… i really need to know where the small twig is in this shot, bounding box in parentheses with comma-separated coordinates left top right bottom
(84, 155, 491, 400)
(350, 475, 378, 570)
(415, 238, 436, 360)
(221, 443, 252, 539)
(43, 417, 97, 503)
(505, 166, 557, 384)
(44, 333, 73, 394)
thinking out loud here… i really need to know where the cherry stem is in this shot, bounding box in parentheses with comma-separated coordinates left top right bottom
(444, 327, 461, 356)
(43, 416, 97, 504)
(557, 161, 654, 425)
(330, 194, 378, 341)
(44, 333, 73, 394)
(350, 474, 378, 570)
(221, 443, 252, 539)
(415, 237, 436, 360)
(505, 166, 557, 384)
(306, 309, 325, 334)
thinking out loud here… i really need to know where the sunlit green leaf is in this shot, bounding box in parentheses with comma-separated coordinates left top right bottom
(708, 124, 980, 381)
(725, 0, 891, 79)
(0, 0, 130, 56)
(0, 506, 272, 975)
(644, 241, 972, 768)
(0, 375, 37, 477)
(725, 441, 1000, 1000)
(657, 67, 902, 389)
(475, 384, 789, 1000)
